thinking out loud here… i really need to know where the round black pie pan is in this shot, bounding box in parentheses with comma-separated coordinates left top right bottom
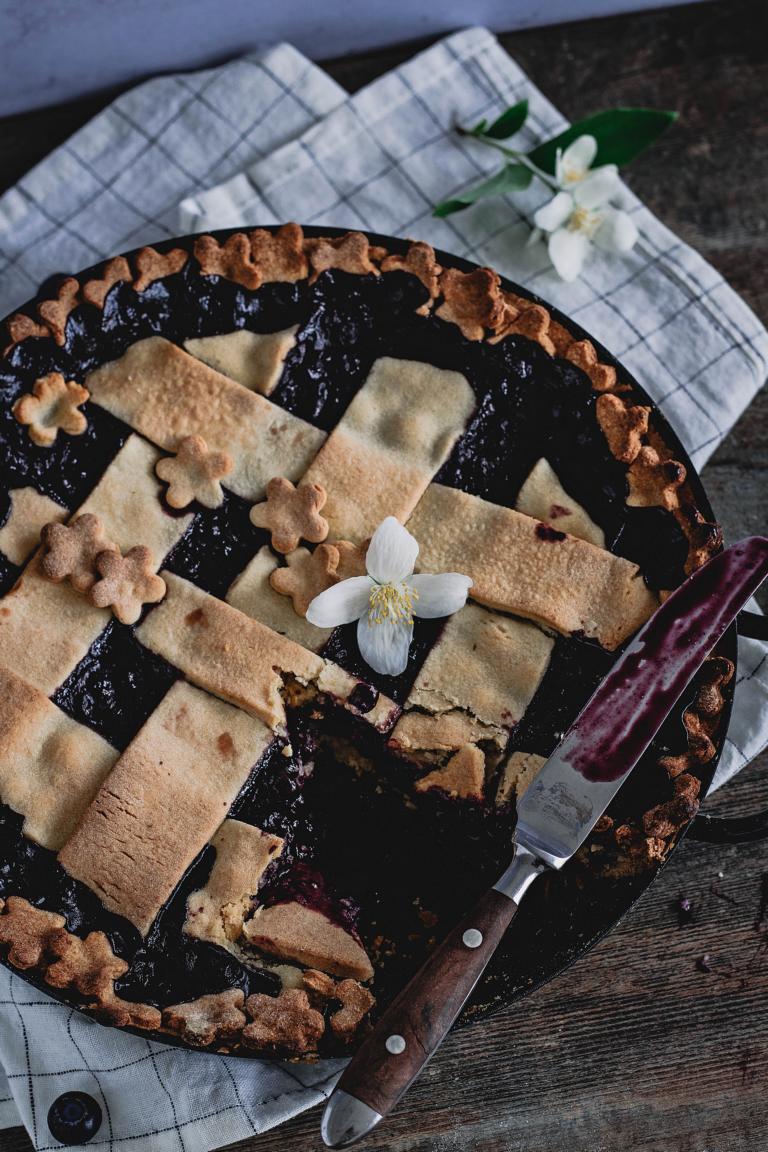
(0, 226, 758, 1058)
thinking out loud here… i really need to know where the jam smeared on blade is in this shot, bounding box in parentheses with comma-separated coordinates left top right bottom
(564, 538, 768, 783)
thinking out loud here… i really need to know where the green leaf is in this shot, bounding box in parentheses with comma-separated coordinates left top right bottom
(468, 117, 488, 136)
(528, 108, 678, 173)
(433, 163, 533, 217)
(483, 99, 529, 140)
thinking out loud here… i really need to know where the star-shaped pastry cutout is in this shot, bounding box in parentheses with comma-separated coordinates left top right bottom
(90, 545, 166, 625)
(40, 513, 117, 592)
(13, 373, 89, 447)
(249, 477, 329, 553)
(155, 435, 234, 509)
(270, 544, 340, 616)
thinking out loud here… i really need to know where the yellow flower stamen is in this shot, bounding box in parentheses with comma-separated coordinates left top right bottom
(367, 582, 418, 626)
(568, 206, 592, 232)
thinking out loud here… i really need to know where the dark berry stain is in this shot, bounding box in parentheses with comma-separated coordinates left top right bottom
(535, 523, 566, 542)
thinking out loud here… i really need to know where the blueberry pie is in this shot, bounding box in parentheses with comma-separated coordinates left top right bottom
(0, 225, 730, 1056)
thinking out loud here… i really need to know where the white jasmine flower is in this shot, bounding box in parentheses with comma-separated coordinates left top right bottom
(306, 517, 472, 677)
(532, 134, 638, 282)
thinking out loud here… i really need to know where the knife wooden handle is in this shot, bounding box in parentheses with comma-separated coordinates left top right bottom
(335, 886, 519, 1120)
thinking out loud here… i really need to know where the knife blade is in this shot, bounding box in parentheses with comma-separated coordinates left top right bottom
(321, 536, 768, 1149)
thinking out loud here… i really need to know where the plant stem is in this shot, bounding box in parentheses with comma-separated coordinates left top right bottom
(457, 126, 560, 192)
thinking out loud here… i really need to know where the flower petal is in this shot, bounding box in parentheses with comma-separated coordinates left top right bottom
(366, 517, 419, 584)
(574, 164, 619, 209)
(357, 614, 413, 676)
(306, 576, 372, 628)
(554, 146, 565, 186)
(594, 207, 639, 253)
(548, 227, 589, 282)
(559, 134, 598, 182)
(532, 191, 574, 234)
(410, 573, 472, 619)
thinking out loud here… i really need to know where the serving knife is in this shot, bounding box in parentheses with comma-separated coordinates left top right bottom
(322, 535, 768, 1148)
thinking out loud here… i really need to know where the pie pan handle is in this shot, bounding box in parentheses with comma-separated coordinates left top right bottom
(688, 608, 768, 844)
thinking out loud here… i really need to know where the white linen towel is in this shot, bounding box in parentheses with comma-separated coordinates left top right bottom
(0, 27, 766, 1152)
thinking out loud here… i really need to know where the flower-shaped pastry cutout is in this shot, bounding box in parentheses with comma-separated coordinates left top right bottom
(249, 477, 329, 553)
(132, 246, 188, 292)
(596, 393, 650, 463)
(243, 988, 325, 1055)
(90, 546, 166, 625)
(0, 896, 65, 971)
(37, 277, 80, 346)
(163, 989, 247, 1048)
(270, 544, 340, 617)
(329, 978, 376, 1043)
(40, 513, 116, 592)
(13, 373, 89, 447)
(334, 539, 369, 581)
(46, 929, 128, 998)
(155, 435, 234, 509)
(306, 517, 472, 676)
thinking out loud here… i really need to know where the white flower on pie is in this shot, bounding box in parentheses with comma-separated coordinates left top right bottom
(532, 134, 638, 282)
(305, 517, 472, 677)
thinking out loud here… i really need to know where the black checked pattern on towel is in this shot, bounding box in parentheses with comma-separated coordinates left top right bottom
(1, 970, 345, 1149)
(0, 46, 345, 308)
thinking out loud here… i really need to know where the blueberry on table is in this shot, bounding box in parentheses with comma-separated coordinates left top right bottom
(47, 1092, 102, 1145)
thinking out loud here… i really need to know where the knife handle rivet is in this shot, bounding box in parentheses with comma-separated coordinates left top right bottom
(386, 1034, 406, 1055)
(462, 929, 483, 949)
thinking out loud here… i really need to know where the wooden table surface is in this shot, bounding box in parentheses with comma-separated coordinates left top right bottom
(0, 1, 766, 1149)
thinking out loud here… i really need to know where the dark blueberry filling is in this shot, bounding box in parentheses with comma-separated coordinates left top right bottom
(52, 621, 179, 751)
(613, 506, 690, 589)
(164, 490, 269, 598)
(347, 683, 380, 714)
(272, 270, 429, 430)
(115, 846, 280, 1007)
(0, 806, 140, 958)
(507, 636, 616, 760)
(0, 245, 695, 1037)
(536, 523, 567, 542)
(0, 389, 129, 510)
(260, 861, 363, 941)
(321, 617, 443, 704)
(0, 553, 20, 596)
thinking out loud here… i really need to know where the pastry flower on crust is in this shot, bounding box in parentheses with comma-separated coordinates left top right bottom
(306, 517, 471, 677)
